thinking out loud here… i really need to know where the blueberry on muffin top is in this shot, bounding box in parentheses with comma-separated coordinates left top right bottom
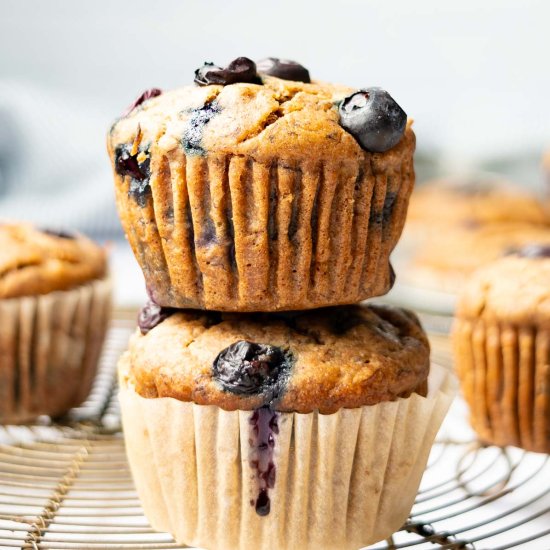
(109, 56, 414, 168)
(120, 304, 430, 413)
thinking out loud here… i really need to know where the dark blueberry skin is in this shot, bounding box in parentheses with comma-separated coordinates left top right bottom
(122, 88, 162, 117)
(194, 57, 262, 86)
(256, 57, 310, 83)
(138, 300, 176, 335)
(114, 144, 151, 206)
(339, 88, 407, 153)
(513, 244, 550, 259)
(182, 101, 221, 156)
(41, 228, 76, 239)
(213, 340, 290, 396)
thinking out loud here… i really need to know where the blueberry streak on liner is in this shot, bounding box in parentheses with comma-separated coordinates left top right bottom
(248, 406, 279, 516)
(213, 340, 292, 515)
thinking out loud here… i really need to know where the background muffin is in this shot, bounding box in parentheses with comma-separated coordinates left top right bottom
(119, 303, 455, 550)
(398, 174, 550, 293)
(406, 175, 548, 235)
(452, 245, 550, 453)
(0, 222, 111, 423)
(108, 58, 415, 311)
(405, 222, 550, 293)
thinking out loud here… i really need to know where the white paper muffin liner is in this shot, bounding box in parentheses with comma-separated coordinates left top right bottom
(0, 277, 112, 424)
(119, 362, 456, 550)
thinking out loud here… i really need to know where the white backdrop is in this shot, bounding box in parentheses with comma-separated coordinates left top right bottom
(0, 0, 549, 240)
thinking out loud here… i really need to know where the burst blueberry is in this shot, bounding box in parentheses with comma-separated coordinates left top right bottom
(114, 145, 151, 206)
(213, 340, 290, 395)
(194, 57, 262, 86)
(122, 88, 162, 117)
(138, 300, 176, 335)
(514, 244, 550, 259)
(256, 57, 310, 83)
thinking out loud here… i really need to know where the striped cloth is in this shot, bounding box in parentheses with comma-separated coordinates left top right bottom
(0, 80, 123, 241)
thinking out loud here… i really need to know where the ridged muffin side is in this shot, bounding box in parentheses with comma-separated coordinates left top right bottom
(0, 223, 111, 423)
(452, 255, 550, 453)
(108, 78, 415, 311)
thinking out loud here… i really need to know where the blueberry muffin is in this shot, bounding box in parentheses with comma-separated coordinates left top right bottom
(406, 175, 548, 234)
(403, 222, 550, 294)
(0, 223, 111, 423)
(452, 245, 550, 453)
(397, 175, 550, 291)
(108, 57, 415, 311)
(119, 303, 455, 550)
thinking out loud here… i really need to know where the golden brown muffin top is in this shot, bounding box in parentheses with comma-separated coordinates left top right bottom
(0, 223, 107, 299)
(108, 75, 414, 166)
(407, 175, 549, 228)
(120, 304, 430, 414)
(411, 223, 550, 290)
(456, 247, 550, 325)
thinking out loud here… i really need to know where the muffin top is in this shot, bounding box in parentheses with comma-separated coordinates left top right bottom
(108, 57, 414, 166)
(407, 175, 549, 228)
(456, 245, 550, 325)
(120, 303, 430, 414)
(415, 223, 550, 272)
(0, 223, 107, 299)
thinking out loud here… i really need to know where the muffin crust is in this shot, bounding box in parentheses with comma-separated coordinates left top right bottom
(0, 223, 107, 299)
(109, 77, 414, 164)
(120, 304, 430, 414)
(456, 255, 550, 325)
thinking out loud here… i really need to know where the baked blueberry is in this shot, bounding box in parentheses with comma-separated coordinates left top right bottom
(514, 244, 550, 259)
(194, 57, 262, 86)
(122, 88, 162, 117)
(382, 191, 397, 223)
(42, 228, 76, 239)
(182, 101, 221, 156)
(138, 300, 175, 334)
(115, 145, 148, 182)
(339, 88, 407, 153)
(114, 144, 151, 206)
(256, 57, 310, 83)
(213, 340, 290, 396)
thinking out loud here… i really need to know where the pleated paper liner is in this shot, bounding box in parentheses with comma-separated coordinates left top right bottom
(119, 359, 456, 550)
(113, 146, 414, 311)
(0, 277, 112, 424)
(453, 318, 550, 454)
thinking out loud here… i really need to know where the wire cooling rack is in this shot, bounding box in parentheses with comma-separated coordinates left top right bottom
(0, 319, 549, 550)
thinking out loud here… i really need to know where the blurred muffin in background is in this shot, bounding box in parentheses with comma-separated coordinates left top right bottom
(452, 244, 550, 454)
(405, 174, 548, 243)
(404, 222, 550, 293)
(396, 174, 550, 294)
(0, 222, 112, 424)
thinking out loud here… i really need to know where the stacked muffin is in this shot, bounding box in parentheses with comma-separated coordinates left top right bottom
(108, 57, 455, 550)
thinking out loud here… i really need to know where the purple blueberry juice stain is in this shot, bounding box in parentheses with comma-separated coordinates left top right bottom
(212, 340, 293, 516)
(248, 406, 279, 516)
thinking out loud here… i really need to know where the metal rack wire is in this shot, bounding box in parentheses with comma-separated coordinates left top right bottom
(0, 320, 549, 550)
